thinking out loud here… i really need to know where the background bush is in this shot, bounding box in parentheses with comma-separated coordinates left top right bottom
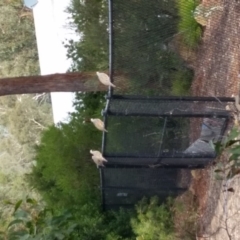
(177, 0, 202, 49)
(27, 92, 105, 209)
(1, 196, 180, 240)
(171, 68, 194, 96)
(131, 196, 175, 240)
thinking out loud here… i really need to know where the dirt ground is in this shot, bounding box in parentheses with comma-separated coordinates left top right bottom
(192, 0, 240, 97)
(189, 0, 240, 239)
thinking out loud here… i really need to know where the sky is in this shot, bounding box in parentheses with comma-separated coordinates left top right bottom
(33, 0, 78, 124)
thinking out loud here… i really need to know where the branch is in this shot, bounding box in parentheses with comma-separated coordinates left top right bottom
(30, 118, 46, 130)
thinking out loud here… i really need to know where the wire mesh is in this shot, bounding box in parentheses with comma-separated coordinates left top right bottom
(102, 96, 232, 167)
(103, 115, 227, 167)
(106, 96, 232, 117)
(110, 0, 193, 97)
(101, 0, 239, 210)
(101, 168, 188, 210)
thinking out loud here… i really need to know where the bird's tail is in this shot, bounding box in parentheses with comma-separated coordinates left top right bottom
(104, 128, 108, 133)
(110, 83, 116, 88)
(102, 158, 108, 162)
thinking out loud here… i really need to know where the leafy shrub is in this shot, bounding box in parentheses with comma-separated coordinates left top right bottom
(131, 196, 175, 240)
(0, 198, 104, 240)
(171, 68, 194, 96)
(105, 208, 135, 240)
(3, 196, 203, 240)
(65, 0, 109, 72)
(177, 0, 202, 48)
(27, 92, 105, 209)
(212, 127, 240, 180)
(0, 198, 135, 240)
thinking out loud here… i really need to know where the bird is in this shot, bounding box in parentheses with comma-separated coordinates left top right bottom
(90, 150, 107, 160)
(92, 155, 106, 167)
(90, 150, 108, 167)
(96, 71, 116, 88)
(90, 118, 108, 132)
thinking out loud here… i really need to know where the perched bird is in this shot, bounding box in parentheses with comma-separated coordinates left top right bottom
(92, 155, 105, 167)
(90, 150, 107, 160)
(90, 150, 108, 167)
(96, 71, 116, 88)
(90, 118, 108, 132)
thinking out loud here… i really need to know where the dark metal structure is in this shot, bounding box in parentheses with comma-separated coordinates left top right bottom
(101, 168, 188, 210)
(100, 95, 234, 210)
(102, 95, 232, 168)
(99, 0, 235, 210)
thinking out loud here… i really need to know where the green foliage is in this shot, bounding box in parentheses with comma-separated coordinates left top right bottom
(3, 193, 200, 240)
(65, 0, 109, 72)
(105, 208, 135, 240)
(0, 1, 42, 228)
(2, 196, 182, 240)
(131, 196, 175, 240)
(1, 198, 135, 240)
(211, 127, 240, 180)
(171, 68, 194, 96)
(1, 198, 94, 239)
(29, 92, 105, 209)
(0, 94, 52, 174)
(0, 94, 52, 230)
(177, 0, 202, 49)
(0, 3, 39, 76)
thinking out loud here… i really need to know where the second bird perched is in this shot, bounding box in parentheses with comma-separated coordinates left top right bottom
(96, 71, 116, 88)
(90, 150, 108, 167)
(91, 118, 108, 132)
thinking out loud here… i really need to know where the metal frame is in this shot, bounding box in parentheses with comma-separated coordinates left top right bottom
(100, 0, 114, 210)
(100, 0, 235, 210)
(108, 95, 235, 102)
(101, 95, 232, 168)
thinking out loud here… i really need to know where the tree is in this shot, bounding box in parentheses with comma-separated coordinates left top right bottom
(0, 93, 52, 228)
(0, 72, 110, 96)
(65, 0, 108, 72)
(0, 4, 39, 76)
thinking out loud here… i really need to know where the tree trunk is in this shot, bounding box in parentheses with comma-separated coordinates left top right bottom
(0, 72, 108, 96)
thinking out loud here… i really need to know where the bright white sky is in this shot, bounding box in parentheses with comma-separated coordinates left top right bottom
(33, 0, 79, 124)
